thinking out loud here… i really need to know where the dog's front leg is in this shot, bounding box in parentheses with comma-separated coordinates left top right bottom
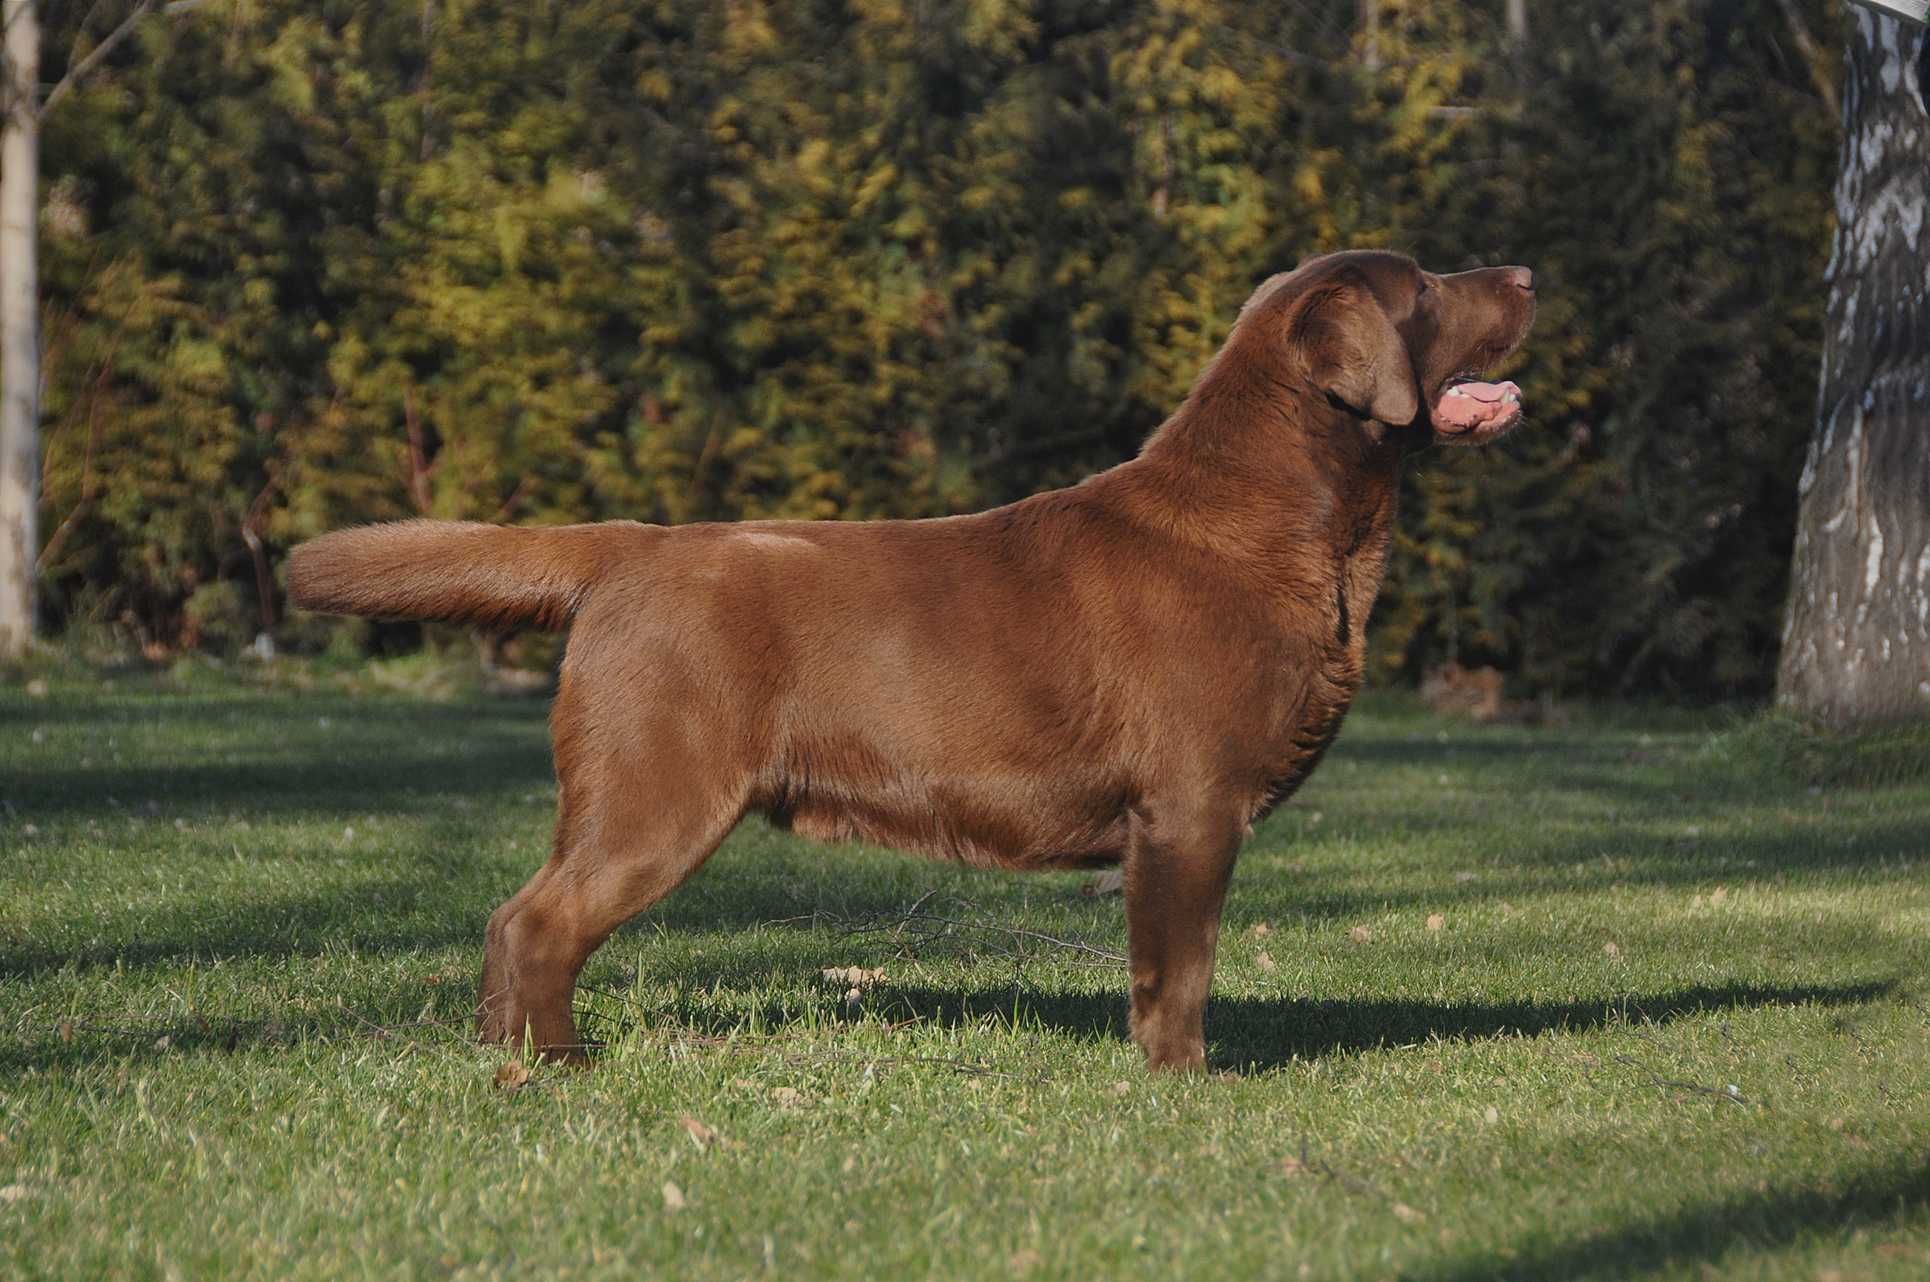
(1122, 803, 1242, 1072)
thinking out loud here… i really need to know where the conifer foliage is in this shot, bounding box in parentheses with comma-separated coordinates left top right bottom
(36, 0, 1838, 696)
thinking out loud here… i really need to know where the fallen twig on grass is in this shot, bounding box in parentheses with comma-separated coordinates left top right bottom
(1612, 1054, 1751, 1108)
(571, 993, 1047, 1081)
(787, 1052, 1035, 1082)
(31, 1007, 480, 1061)
(573, 985, 742, 1051)
(1284, 1138, 1389, 1202)
(768, 895, 1127, 969)
(338, 1004, 478, 1044)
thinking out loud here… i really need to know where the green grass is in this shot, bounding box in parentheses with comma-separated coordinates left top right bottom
(4, 662, 1928, 1281)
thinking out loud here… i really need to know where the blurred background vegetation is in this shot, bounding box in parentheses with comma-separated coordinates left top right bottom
(35, 0, 1842, 697)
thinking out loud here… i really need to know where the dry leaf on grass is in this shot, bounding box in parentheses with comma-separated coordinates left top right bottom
(1009, 1249, 1042, 1273)
(770, 1086, 809, 1109)
(56, 1020, 74, 1044)
(820, 966, 886, 989)
(1392, 1202, 1426, 1224)
(677, 1116, 718, 1149)
(1426, 913, 1446, 932)
(661, 1180, 686, 1212)
(1348, 925, 1373, 944)
(1081, 869, 1125, 897)
(1248, 921, 1273, 939)
(1602, 941, 1621, 959)
(1484, 1106, 1500, 1125)
(1709, 886, 1728, 905)
(1256, 951, 1278, 974)
(1109, 1081, 1132, 1098)
(0, 1184, 30, 1204)
(494, 1060, 530, 1090)
(1278, 1156, 1307, 1178)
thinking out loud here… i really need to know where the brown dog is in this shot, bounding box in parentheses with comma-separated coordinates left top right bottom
(288, 249, 1535, 1071)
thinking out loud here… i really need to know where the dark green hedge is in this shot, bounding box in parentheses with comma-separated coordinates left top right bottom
(38, 0, 1839, 696)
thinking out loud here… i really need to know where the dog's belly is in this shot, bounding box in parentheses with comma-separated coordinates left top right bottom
(761, 763, 1131, 872)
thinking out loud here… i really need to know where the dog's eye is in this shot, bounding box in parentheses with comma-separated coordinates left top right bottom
(1418, 277, 1435, 295)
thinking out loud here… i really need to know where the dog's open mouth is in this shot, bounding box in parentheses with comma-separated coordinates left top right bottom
(1433, 375, 1522, 438)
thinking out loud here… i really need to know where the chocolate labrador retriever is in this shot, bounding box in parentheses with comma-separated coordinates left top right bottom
(288, 249, 1535, 1071)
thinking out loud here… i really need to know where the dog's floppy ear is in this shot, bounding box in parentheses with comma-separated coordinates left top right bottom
(1290, 277, 1420, 426)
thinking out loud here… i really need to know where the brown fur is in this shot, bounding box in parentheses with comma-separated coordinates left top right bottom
(287, 250, 1536, 1071)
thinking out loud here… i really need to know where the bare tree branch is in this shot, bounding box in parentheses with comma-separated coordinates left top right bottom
(1774, 0, 1839, 109)
(32, 299, 127, 573)
(41, 0, 154, 115)
(41, 0, 205, 116)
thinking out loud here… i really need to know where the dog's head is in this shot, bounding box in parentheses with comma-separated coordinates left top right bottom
(1237, 250, 1537, 446)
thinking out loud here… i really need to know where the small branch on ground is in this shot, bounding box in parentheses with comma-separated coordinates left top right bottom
(768, 895, 1127, 969)
(1286, 1138, 1390, 1202)
(571, 988, 1045, 1080)
(1612, 1054, 1752, 1108)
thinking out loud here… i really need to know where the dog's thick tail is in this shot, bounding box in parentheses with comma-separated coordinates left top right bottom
(286, 519, 644, 631)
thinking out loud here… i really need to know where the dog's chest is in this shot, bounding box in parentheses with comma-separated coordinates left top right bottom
(1247, 659, 1362, 825)
(1245, 537, 1391, 822)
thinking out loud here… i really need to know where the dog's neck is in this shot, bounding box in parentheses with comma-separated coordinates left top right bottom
(1114, 373, 1414, 594)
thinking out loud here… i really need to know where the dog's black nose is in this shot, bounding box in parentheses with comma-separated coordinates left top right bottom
(1507, 267, 1535, 292)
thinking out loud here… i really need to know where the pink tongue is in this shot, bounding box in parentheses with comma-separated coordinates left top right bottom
(1434, 380, 1520, 431)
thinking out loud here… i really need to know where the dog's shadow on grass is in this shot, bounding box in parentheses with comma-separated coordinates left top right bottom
(8, 973, 1897, 1079)
(885, 978, 1899, 1072)
(622, 976, 1898, 1075)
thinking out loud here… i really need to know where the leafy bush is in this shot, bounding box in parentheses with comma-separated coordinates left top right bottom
(39, 0, 1839, 698)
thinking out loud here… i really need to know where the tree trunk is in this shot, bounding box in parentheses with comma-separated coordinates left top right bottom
(1777, 12, 1930, 727)
(1506, 0, 1528, 43)
(0, 0, 38, 662)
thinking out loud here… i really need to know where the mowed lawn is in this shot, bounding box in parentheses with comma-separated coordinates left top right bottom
(3, 663, 1928, 1281)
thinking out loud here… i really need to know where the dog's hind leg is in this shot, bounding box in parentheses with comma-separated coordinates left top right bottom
(1122, 801, 1243, 1072)
(476, 861, 558, 1047)
(476, 696, 749, 1062)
